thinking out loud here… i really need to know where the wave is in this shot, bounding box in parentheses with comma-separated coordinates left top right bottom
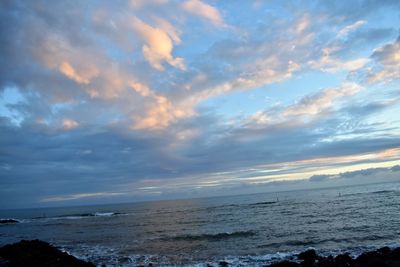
(258, 233, 393, 250)
(248, 201, 277, 207)
(222, 245, 400, 267)
(93, 212, 117, 216)
(343, 189, 396, 197)
(371, 190, 395, 194)
(162, 230, 257, 241)
(195, 201, 278, 213)
(56, 212, 123, 220)
(28, 212, 126, 222)
(127, 251, 297, 267)
(62, 243, 400, 267)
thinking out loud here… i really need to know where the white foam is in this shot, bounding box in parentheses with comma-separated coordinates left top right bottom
(94, 212, 115, 217)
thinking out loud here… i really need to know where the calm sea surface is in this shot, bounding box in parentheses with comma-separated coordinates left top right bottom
(1, 182, 400, 266)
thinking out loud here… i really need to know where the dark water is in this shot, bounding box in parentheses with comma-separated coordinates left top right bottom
(1, 182, 400, 266)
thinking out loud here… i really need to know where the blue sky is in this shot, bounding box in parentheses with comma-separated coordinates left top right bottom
(0, 0, 400, 208)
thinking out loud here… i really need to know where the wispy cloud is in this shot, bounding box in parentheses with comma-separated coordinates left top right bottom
(182, 0, 225, 27)
(337, 20, 367, 38)
(40, 192, 127, 202)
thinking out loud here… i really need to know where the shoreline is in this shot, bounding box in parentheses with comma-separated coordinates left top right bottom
(1, 240, 400, 266)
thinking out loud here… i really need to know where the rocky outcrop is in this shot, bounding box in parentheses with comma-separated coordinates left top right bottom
(266, 247, 400, 267)
(0, 240, 95, 267)
(0, 219, 19, 224)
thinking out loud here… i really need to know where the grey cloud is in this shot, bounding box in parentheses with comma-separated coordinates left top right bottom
(308, 165, 400, 183)
(390, 165, 400, 171)
(309, 174, 332, 182)
(364, 35, 400, 83)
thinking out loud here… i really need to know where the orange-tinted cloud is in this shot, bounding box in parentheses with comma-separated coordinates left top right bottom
(182, 0, 224, 27)
(132, 17, 185, 71)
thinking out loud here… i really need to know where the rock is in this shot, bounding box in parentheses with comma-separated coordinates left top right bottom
(317, 255, 336, 267)
(298, 249, 318, 265)
(0, 257, 10, 267)
(331, 253, 353, 267)
(0, 239, 95, 267)
(354, 251, 386, 267)
(263, 247, 400, 267)
(388, 247, 400, 260)
(219, 260, 229, 266)
(267, 260, 300, 267)
(377, 246, 391, 256)
(0, 219, 19, 224)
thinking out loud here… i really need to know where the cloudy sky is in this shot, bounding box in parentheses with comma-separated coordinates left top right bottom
(1, 0, 400, 208)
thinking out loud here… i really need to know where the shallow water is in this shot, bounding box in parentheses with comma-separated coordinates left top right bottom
(1, 182, 400, 266)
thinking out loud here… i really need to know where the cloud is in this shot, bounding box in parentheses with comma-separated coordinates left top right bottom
(309, 174, 331, 182)
(337, 20, 367, 38)
(58, 62, 97, 85)
(129, 81, 153, 97)
(153, 17, 182, 44)
(0, 0, 399, 208)
(366, 37, 400, 83)
(244, 82, 362, 127)
(308, 165, 400, 185)
(40, 192, 126, 202)
(133, 96, 191, 129)
(283, 83, 362, 117)
(132, 17, 185, 71)
(309, 48, 369, 73)
(36, 33, 100, 87)
(182, 0, 224, 27)
(130, 0, 169, 10)
(62, 118, 79, 130)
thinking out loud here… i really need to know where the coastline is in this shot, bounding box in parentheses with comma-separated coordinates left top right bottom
(1, 240, 399, 267)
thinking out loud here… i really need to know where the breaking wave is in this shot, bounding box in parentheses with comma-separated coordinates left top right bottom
(162, 230, 257, 241)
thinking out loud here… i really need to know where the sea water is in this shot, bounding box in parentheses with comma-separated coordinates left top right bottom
(1, 182, 399, 266)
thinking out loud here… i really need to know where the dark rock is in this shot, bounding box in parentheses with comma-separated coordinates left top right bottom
(298, 249, 318, 266)
(298, 249, 318, 261)
(388, 247, 400, 260)
(219, 260, 229, 267)
(354, 251, 386, 267)
(267, 260, 300, 267)
(377, 247, 391, 256)
(387, 261, 400, 267)
(0, 219, 19, 224)
(333, 253, 353, 267)
(0, 239, 95, 267)
(0, 257, 10, 267)
(317, 255, 336, 267)
(264, 247, 400, 267)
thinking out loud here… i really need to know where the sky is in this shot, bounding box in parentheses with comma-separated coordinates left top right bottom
(0, 0, 400, 208)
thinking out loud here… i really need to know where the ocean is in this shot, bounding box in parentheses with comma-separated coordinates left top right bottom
(1, 182, 399, 266)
